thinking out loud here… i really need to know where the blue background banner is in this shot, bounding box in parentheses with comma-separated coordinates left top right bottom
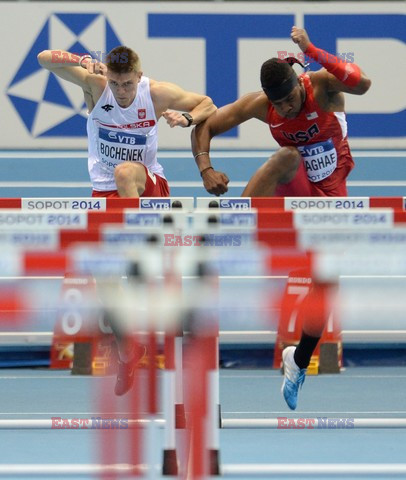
(1, 2, 405, 149)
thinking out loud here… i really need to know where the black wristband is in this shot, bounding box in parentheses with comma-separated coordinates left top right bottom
(182, 113, 193, 127)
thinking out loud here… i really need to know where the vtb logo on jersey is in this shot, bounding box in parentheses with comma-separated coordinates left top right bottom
(282, 123, 320, 143)
(101, 104, 114, 112)
(138, 109, 146, 119)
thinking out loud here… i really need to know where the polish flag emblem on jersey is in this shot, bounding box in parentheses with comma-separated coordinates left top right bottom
(138, 109, 146, 119)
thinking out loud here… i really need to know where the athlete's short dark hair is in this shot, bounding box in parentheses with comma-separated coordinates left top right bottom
(260, 58, 296, 90)
(105, 46, 141, 73)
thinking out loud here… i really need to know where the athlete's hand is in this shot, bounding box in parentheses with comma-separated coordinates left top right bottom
(291, 26, 311, 52)
(162, 110, 190, 128)
(202, 169, 229, 196)
(83, 60, 107, 76)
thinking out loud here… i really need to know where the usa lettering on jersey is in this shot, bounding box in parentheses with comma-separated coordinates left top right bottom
(282, 123, 320, 143)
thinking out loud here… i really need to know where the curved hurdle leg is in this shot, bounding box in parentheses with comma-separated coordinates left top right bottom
(162, 332, 178, 476)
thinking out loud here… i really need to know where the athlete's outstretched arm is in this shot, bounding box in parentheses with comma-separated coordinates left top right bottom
(291, 26, 371, 95)
(191, 92, 268, 196)
(151, 80, 216, 128)
(37, 50, 96, 91)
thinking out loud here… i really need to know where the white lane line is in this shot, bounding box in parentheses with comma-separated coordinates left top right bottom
(0, 152, 89, 159)
(2, 275, 406, 280)
(0, 376, 110, 379)
(348, 181, 406, 187)
(0, 412, 135, 415)
(0, 277, 65, 280)
(225, 411, 406, 414)
(2, 374, 403, 380)
(222, 374, 406, 379)
(1, 374, 405, 380)
(0, 182, 91, 187)
(0, 180, 404, 188)
(0, 150, 405, 159)
(1, 411, 405, 416)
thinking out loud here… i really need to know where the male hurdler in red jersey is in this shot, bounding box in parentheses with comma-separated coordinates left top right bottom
(192, 26, 371, 198)
(191, 27, 372, 410)
(269, 72, 354, 197)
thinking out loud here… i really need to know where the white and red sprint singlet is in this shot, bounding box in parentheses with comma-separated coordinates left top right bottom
(87, 76, 165, 191)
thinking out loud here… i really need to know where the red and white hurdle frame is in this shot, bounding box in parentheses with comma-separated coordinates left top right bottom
(1, 196, 406, 477)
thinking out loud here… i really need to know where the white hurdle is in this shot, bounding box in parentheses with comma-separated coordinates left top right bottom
(0, 464, 146, 477)
(221, 463, 406, 477)
(1, 463, 406, 477)
(222, 418, 406, 429)
(2, 417, 406, 429)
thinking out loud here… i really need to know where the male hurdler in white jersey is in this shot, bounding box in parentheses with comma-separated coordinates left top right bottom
(37, 46, 216, 396)
(87, 75, 165, 195)
(38, 45, 216, 198)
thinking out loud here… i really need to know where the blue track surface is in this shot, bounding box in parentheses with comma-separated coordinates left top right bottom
(0, 150, 405, 198)
(1, 367, 406, 478)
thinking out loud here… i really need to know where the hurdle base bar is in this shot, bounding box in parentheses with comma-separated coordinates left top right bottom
(71, 342, 92, 375)
(209, 449, 221, 476)
(162, 449, 178, 476)
(175, 403, 186, 429)
(319, 342, 341, 374)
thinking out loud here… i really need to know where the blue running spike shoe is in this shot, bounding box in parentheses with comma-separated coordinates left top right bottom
(281, 346, 307, 410)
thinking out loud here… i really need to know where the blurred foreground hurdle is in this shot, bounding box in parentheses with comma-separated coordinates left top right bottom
(2, 195, 406, 379)
(1, 197, 406, 478)
(2, 195, 406, 380)
(2, 244, 406, 478)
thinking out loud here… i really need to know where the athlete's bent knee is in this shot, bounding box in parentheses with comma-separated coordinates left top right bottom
(114, 163, 146, 195)
(268, 147, 301, 184)
(114, 163, 140, 184)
